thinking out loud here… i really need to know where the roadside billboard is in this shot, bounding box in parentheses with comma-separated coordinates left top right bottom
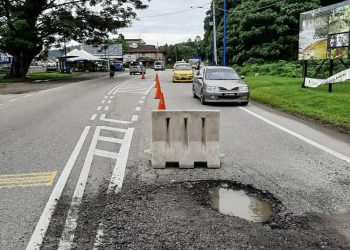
(299, 1, 350, 60)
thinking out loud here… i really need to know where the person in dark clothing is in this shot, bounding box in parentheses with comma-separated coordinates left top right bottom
(109, 64, 115, 78)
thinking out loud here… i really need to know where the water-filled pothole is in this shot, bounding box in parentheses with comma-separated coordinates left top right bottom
(209, 184, 273, 222)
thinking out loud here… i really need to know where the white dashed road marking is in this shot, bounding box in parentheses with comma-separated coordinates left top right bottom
(104, 106, 109, 111)
(131, 115, 139, 122)
(97, 106, 102, 111)
(135, 107, 141, 112)
(90, 114, 98, 121)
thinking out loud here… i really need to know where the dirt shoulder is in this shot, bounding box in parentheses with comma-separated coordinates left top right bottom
(0, 72, 108, 95)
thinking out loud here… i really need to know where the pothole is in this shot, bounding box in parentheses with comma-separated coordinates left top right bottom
(209, 186, 273, 222)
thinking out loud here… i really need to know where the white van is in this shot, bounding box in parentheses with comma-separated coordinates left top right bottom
(154, 61, 165, 71)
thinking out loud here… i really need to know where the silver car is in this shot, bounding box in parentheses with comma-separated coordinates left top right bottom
(192, 66, 249, 105)
(129, 61, 146, 75)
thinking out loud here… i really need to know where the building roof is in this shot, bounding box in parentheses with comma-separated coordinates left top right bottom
(81, 44, 122, 57)
(126, 44, 165, 53)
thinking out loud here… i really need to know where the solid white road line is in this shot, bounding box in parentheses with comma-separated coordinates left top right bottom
(145, 82, 156, 95)
(108, 128, 134, 193)
(135, 107, 141, 112)
(24, 94, 33, 98)
(9, 98, 18, 102)
(240, 107, 350, 164)
(107, 78, 136, 96)
(100, 114, 131, 124)
(104, 106, 109, 111)
(26, 127, 91, 250)
(97, 106, 102, 111)
(90, 114, 98, 121)
(131, 115, 139, 122)
(58, 127, 101, 249)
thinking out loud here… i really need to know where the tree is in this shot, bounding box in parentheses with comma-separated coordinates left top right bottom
(0, 0, 149, 78)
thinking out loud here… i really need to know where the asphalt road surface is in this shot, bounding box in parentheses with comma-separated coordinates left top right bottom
(1, 70, 350, 249)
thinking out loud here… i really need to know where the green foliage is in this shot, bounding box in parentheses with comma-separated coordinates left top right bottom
(203, 0, 346, 65)
(0, 0, 149, 77)
(165, 39, 204, 63)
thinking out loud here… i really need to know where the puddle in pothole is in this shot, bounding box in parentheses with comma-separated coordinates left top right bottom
(209, 186, 273, 222)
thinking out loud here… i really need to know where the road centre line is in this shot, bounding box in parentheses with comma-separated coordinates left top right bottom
(240, 107, 350, 164)
(27, 126, 91, 250)
(108, 77, 138, 95)
(58, 127, 101, 249)
(90, 114, 98, 121)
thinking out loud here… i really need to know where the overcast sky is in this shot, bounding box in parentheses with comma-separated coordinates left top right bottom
(119, 0, 211, 46)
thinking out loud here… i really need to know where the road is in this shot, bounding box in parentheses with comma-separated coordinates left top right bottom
(0, 70, 350, 249)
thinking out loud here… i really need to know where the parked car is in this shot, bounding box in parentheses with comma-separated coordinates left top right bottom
(154, 61, 165, 71)
(172, 63, 194, 83)
(129, 61, 146, 75)
(192, 66, 249, 105)
(114, 63, 124, 71)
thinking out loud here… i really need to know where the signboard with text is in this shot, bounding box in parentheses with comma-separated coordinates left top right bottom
(299, 1, 350, 60)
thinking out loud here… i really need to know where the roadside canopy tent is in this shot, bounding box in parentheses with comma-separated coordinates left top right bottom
(66, 49, 102, 61)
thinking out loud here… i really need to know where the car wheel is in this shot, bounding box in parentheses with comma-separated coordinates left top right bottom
(129, 72, 132, 75)
(200, 89, 206, 105)
(192, 85, 197, 98)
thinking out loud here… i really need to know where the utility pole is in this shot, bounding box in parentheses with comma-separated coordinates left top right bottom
(213, 0, 218, 65)
(223, 0, 227, 66)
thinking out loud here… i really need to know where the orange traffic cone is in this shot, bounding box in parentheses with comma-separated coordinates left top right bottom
(142, 71, 146, 80)
(154, 82, 161, 99)
(158, 92, 166, 110)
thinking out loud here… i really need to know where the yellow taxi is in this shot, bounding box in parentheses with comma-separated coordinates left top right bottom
(172, 63, 194, 83)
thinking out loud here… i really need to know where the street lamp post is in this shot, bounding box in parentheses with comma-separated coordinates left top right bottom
(223, 0, 227, 66)
(212, 0, 218, 66)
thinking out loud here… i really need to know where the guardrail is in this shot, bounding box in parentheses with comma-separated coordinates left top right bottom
(152, 110, 220, 169)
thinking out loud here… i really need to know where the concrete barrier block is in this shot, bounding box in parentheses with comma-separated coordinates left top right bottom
(151, 110, 220, 169)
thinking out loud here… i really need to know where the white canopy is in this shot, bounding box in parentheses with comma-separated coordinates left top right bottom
(66, 49, 102, 61)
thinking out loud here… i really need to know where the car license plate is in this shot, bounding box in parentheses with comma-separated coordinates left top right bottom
(223, 93, 237, 96)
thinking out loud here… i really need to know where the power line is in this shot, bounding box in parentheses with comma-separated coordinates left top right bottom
(138, 3, 211, 19)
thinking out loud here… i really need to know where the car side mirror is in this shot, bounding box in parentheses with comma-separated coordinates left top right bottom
(241, 75, 245, 80)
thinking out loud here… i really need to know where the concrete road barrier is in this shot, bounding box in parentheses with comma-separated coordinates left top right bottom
(152, 110, 220, 169)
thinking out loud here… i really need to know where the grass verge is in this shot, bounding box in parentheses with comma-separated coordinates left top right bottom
(246, 76, 350, 131)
